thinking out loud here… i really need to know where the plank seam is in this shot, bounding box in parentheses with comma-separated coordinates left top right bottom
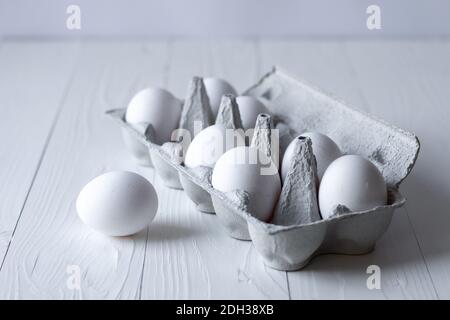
(137, 39, 173, 298)
(285, 272, 291, 300)
(404, 205, 440, 299)
(138, 227, 150, 300)
(0, 40, 81, 273)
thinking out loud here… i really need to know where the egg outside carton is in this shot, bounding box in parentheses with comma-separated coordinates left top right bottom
(105, 66, 420, 270)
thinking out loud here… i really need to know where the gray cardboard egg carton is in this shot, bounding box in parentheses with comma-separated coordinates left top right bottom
(106, 66, 420, 271)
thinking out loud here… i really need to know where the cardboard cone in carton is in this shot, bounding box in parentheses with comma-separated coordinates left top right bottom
(215, 94, 243, 130)
(250, 113, 279, 169)
(149, 141, 184, 189)
(273, 136, 321, 226)
(177, 76, 214, 140)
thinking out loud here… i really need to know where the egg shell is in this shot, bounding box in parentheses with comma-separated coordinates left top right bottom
(281, 132, 341, 182)
(76, 171, 158, 236)
(211, 146, 281, 222)
(318, 155, 387, 219)
(184, 124, 245, 169)
(204, 77, 237, 117)
(125, 87, 182, 145)
(236, 96, 270, 131)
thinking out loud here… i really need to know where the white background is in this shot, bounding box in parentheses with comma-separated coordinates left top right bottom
(0, 0, 449, 37)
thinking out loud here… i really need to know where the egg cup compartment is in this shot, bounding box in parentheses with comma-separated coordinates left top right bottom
(109, 110, 181, 188)
(150, 147, 183, 190)
(107, 106, 219, 213)
(179, 167, 215, 213)
(121, 124, 154, 167)
(106, 66, 420, 270)
(212, 187, 403, 270)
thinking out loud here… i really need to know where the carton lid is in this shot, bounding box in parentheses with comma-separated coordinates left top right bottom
(245, 67, 420, 188)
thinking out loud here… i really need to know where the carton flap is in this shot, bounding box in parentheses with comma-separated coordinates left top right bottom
(245, 67, 420, 187)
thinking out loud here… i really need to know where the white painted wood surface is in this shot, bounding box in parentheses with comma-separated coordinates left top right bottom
(0, 39, 448, 299)
(259, 40, 438, 299)
(0, 41, 79, 265)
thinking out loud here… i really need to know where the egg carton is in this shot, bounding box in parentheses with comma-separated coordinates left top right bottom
(106, 66, 420, 271)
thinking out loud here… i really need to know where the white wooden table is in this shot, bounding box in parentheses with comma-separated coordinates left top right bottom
(0, 38, 449, 299)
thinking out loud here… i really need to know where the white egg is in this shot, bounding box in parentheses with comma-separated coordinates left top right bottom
(184, 124, 245, 168)
(318, 155, 387, 219)
(236, 96, 270, 131)
(76, 171, 158, 236)
(212, 146, 281, 221)
(204, 77, 237, 117)
(125, 87, 182, 145)
(281, 132, 341, 182)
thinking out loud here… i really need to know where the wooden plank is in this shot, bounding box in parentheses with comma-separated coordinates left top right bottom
(2, 39, 444, 300)
(259, 40, 437, 299)
(140, 40, 289, 299)
(0, 41, 169, 299)
(258, 40, 368, 108)
(209, 40, 260, 93)
(344, 40, 450, 298)
(0, 41, 79, 265)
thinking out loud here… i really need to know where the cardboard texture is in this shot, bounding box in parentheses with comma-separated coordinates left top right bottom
(106, 67, 420, 270)
(273, 136, 321, 226)
(215, 94, 243, 130)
